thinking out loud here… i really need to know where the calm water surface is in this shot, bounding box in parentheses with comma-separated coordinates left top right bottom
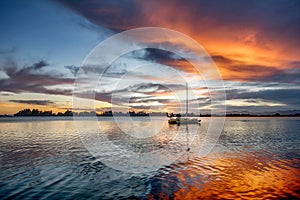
(0, 117, 299, 199)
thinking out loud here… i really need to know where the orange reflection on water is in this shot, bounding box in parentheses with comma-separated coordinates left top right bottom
(149, 152, 300, 199)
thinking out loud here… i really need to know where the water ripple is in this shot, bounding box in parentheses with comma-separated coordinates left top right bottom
(0, 117, 300, 199)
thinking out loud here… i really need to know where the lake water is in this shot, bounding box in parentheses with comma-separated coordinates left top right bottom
(0, 117, 299, 199)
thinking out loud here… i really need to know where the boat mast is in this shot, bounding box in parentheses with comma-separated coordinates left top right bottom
(186, 82, 188, 117)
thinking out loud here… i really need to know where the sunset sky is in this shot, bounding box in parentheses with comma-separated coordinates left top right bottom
(0, 0, 300, 115)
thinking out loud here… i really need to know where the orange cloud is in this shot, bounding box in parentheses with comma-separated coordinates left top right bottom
(60, 0, 300, 82)
(136, 1, 300, 81)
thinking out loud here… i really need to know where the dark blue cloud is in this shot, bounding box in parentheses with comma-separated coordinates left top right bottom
(9, 100, 55, 106)
(0, 47, 16, 55)
(0, 60, 74, 95)
(226, 88, 300, 109)
(58, 0, 300, 47)
(59, 0, 146, 31)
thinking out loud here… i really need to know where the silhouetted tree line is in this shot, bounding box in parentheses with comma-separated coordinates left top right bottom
(13, 108, 151, 117)
(14, 109, 54, 116)
(13, 108, 300, 117)
(14, 109, 77, 116)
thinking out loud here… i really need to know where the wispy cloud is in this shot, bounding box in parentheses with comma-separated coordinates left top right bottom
(212, 55, 300, 83)
(59, 0, 147, 31)
(0, 47, 16, 55)
(64, 65, 79, 76)
(1, 0, 300, 114)
(0, 60, 74, 95)
(58, 0, 300, 82)
(9, 100, 55, 106)
(58, 0, 300, 52)
(226, 88, 300, 109)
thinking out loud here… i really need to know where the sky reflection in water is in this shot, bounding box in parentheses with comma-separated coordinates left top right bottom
(0, 117, 299, 199)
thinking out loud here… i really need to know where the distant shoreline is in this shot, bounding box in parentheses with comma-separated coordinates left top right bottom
(1, 108, 299, 118)
(1, 114, 300, 118)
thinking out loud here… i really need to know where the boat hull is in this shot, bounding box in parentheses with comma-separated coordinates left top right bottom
(168, 118, 180, 124)
(168, 117, 201, 125)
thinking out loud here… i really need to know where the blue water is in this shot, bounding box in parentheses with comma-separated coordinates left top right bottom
(0, 117, 299, 199)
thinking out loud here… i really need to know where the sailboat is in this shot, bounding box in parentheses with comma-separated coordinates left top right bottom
(167, 83, 201, 125)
